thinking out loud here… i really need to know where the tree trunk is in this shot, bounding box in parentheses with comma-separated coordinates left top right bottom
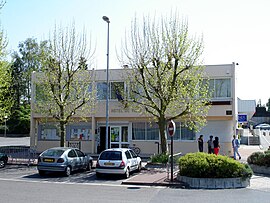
(158, 116, 168, 154)
(60, 120, 66, 147)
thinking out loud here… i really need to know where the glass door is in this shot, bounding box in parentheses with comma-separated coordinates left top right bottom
(110, 126, 129, 148)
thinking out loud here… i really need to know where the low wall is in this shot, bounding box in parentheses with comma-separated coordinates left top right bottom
(249, 164, 270, 175)
(177, 174, 250, 189)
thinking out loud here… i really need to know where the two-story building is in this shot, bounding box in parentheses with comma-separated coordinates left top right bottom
(30, 63, 238, 156)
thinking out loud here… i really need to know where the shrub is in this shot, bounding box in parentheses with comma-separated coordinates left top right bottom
(178, 152, 252, 179)
(150, 153, 169, 164)
(247, 151, 270, 167)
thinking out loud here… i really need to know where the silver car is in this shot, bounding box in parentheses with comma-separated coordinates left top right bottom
(96, 148, 142, 178)
(37, 147, 93, 176)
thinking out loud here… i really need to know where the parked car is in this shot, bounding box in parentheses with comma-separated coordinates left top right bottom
(37, 147, 93, 176)
(255, 123, 270, 130)
(96, 148, 142, 178)
(0, 153, 8, 168)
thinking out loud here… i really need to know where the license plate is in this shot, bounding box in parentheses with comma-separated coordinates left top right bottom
(43, 158, 54, 163)
(104, 162, 115, 166)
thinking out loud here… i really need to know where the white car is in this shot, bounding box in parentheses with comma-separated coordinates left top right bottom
(255, 123, 270, 130)
(96, 148, 142, 178)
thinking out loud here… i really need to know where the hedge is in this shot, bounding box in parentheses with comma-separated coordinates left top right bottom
(247, 150, 270, 167)
(178, 152, 252, 179)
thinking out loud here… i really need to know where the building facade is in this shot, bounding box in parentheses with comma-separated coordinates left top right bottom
(30, 63, 238, 155)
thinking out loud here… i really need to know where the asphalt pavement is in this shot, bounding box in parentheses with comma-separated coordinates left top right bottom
(1, 136, 269, 190)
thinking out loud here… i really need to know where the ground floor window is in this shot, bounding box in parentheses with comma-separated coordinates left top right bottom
(132, 121, 196, 141)
(38, 122, 92, 141)
(38, 123, 59, 140)
(174, 122, 196, 140)
(68, 127, 92, 141)
(132, 122, 159, 140)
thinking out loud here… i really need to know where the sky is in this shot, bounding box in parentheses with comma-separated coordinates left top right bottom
(1, 0, 269, 105)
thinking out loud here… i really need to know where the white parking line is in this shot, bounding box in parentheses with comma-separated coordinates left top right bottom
(0, 176, 156, 188)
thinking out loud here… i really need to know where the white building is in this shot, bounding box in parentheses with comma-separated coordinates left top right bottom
(30, 63, 238, 156)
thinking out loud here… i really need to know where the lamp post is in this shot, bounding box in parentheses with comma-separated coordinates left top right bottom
(4, 115, 7, 137)
(103, 16, 110, 149)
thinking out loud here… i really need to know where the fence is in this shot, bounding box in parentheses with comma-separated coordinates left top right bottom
(166, 152, 182, 180)
(0, 146, 38, 166)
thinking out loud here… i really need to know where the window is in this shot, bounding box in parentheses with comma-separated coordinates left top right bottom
(208, 79, 231, 99)
(215, 79, 231, 98)
(180, 126, 196, 140)
(169, 122, 196, 141)
(75, 149, 85, 157)
(69, 127, 91, 141)
(129, 150, 137, 158)
(111, 82, 124, 100)
(97, 82, 108, 100)
(132, 122, 146, 140)
(125, 151, 132, 159)
(132, 122, 159, 140)
(39, 124, 59, 140)
(68, 150, 77, 158)
(146, 122, 159, 140)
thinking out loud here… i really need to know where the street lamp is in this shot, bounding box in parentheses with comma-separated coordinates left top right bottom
(103, 16, 110, 149)
(4, 115, 7, 137)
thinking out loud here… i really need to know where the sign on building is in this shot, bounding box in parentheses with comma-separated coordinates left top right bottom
(238, 114, 247, 122)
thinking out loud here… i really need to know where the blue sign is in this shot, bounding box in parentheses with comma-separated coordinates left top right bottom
(238, 114, 247, 122)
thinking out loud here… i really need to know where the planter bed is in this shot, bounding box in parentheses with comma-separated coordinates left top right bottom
(177, 174, 250, 189)
(249, 164, 270, 175)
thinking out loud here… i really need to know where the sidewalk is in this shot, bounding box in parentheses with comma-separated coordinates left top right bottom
(122, 145, 265, 187)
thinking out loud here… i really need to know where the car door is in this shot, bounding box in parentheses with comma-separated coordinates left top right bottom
(67, 149, 79, 170)
(75, 149, 86, 169)
(128, 149, 138, 171)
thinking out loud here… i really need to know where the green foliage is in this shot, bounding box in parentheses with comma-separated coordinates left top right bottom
(33, 23, 95, 147)
(0, 25, 13, 122)
(247, 151, 270, 167)
(150, 153, 169, 164)
(121, 12, 211, 153)
(179, 153, 253, 179)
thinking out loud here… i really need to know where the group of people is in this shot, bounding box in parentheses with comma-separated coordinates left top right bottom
(197, 134, 241, 160)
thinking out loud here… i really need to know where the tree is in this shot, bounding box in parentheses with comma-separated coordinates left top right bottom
(120, 14, 211, 153)
(8, 38, 49, 134)
(33, 24, 95, 147)
(0, 23, 13, 123)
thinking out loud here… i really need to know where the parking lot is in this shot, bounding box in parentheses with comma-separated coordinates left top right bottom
(0, 164, 134, 186)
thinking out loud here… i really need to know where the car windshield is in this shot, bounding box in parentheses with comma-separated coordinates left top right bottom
(42, 149, 65, 157)
(99, 151, 122, 160)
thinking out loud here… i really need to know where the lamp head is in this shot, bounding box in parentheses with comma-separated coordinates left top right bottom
(102, 16, 110, 23)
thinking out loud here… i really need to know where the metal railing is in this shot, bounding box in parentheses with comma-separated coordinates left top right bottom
(0, 146, 38, 166)
(166, 152, 182, 180)
(67, 141, 81, 149)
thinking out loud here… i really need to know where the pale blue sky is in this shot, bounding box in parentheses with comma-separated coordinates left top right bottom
(1, 0, 270, 104)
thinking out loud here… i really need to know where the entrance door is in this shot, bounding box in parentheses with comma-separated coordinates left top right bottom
(110, 126, 129, 148)
(99, 127, 110, 153)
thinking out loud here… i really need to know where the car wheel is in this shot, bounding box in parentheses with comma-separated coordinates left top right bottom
(137, 162, 142, 172)
(64, 166, 71, 177)
(124, 167, 130, 179)
(86, 161, 92, 171)
(96, 172, 102, 178)
(38, 170, 45, 176)
(0, 160, 5, 168)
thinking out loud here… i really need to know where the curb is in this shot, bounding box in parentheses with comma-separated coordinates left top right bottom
(121, 179, 187, 188)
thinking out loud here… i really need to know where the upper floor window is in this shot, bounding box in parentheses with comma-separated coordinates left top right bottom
(97, 82, 108, 100)
(96, 81, 125, 100)
(208, 79, 231, 99)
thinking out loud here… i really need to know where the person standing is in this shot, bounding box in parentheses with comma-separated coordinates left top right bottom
(198, 135, 204, 152)
(213, 136, 220, 155)
(232, 135, 241, 160)
(207, 135, 214, 154)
